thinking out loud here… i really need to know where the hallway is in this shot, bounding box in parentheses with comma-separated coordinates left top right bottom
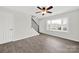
(0, 34, 79, 53)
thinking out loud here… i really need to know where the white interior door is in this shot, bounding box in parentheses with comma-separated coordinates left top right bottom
(0, 11, 14, 44)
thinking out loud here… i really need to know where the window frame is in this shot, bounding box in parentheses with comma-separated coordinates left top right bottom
(46, 18, 68, 32)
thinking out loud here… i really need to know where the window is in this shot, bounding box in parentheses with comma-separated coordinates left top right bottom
(47, 18, 68, 32)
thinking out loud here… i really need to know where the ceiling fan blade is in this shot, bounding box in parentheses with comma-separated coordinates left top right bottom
(47, 6, 53, 10)
(37, 6, 42, 10)
(47, 11, 52, 13)
(36, 11, 41, 13)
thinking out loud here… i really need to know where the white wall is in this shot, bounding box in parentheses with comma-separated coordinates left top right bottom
(0, 7, 39, 44)
(14, 13, 39, 40)
(39, 9, 79, 42)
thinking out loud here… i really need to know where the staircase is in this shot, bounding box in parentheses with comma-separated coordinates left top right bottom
(31, 15, 39, 33)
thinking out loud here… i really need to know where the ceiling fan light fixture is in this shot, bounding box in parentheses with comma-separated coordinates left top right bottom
(42, 10, 46, 14)
(36, 6, 53, 16)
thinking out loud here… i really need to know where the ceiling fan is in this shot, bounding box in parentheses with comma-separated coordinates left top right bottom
(36, 6, 53, 15)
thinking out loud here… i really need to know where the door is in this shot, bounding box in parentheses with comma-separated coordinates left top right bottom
(0, 11, 14, 44)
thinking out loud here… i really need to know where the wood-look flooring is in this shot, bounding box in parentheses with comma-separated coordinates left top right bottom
(0, 34, 79, 53)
